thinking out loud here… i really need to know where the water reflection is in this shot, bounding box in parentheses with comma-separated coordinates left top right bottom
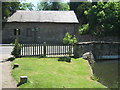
(90, 60, 119, 88)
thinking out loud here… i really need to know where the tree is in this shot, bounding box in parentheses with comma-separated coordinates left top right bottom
(84, 1, 120, 36)
(37, 1, 52, 10)
(59, 3, 70, 10)
(2, 2, 35, 19)
(79, 24, 89, 35)
(36, 1, 70, 11)
(2, 2, 21, 19)
(51, 2, 60, 10)
(20, 3, 35, 10)
(70, 1, 81, 11)
(11, 39, 21, 58)
(77, 2, 92, 24)
(70, 1, 92, 24)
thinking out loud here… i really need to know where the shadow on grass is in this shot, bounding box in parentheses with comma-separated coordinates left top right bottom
(58, 56, 71, 63)
(17, 82, 27, 87)
(0, 57, 15, 63)
(7, 57, 15, 61)
(17, 82, 22, 87)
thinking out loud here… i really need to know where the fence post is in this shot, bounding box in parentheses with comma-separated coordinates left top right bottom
(16, 29, 20, 57)
(69, 45, 71, 56)
(73, 43, 80, 58)
(43, 42, 46, 57)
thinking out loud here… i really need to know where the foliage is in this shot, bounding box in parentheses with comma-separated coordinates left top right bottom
(70, 2, 92, 24)
(84, 2, 120, 36)
(76, 2, 92, 24)
(36, 1, 70, 10)
(79, 24, 89, 35)
(2, 2, 35, 19)
(11, 39, 21, 58)
(20, 3, 35, 10)
(63, 32, 77, 45)
(37, 1, 52, 10)
(58, 56, 71, 62)
(51, 2, 60, 10)
(58, 3, 70, 10)
(2, 2, 21, 19)
(11, 58, 106, 88)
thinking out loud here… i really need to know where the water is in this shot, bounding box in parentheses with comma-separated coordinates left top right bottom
(90, 60, 119, 88)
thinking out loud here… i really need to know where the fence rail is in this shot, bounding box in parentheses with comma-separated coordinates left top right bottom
(20, 43, 74, 57)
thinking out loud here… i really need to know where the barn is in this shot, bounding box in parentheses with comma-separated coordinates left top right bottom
(2, 10, 79, 44)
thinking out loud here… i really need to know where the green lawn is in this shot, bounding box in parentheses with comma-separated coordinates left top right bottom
(11, 57, 106, 88)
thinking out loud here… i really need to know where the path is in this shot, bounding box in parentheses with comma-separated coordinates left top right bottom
(0, 45, 17, 89)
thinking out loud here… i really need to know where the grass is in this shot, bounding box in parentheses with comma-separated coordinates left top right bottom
(11, 57, 106, 88)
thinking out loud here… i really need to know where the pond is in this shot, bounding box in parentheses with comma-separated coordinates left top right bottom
(90, 60, 119, 88)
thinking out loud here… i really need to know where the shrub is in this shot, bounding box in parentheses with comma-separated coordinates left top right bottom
(65, 56, 71, 63)
(63, 32, 77, 45)
(58, 56, 71, 63)
(11, 39, 21, 58)
(63, 33, 77, 56)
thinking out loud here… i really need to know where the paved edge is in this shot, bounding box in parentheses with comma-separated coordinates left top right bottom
(0, 44, 14, 46)
(1, 55, 17, 89)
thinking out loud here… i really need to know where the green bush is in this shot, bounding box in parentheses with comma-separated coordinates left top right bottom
(63, 32, 77, 45)
(63, 33, 77, 56)
(58, 56, 71, 63)
(11, 39, 21, 58)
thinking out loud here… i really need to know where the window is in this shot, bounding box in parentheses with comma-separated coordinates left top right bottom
(26, 28, 32, 37)
(14, 29, 20, 35)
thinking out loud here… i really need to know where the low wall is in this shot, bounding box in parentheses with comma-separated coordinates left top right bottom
(74, 41, 120, 60)
(77, 35, 120, 42)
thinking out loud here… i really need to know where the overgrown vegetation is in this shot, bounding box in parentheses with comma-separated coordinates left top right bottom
(11, 58, 106, 88)
(70, 1, 120, 36)
(81, 2, 120, 36)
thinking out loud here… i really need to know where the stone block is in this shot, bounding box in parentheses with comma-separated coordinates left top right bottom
(13, 64, 19, 69)
(20, 76, 28, 84)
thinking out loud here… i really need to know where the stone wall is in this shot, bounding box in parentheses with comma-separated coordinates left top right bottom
(74, 41, 120, 60)
(2, 22, 76, 44)
(76, 35, 120, 42)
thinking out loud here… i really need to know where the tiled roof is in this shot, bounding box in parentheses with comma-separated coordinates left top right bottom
(7, 10, 79, 23)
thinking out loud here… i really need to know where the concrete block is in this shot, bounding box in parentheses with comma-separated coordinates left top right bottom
(20, 76, 28, 84)
(13, 64, 19, 69)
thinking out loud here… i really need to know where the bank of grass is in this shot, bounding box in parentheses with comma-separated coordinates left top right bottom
(11, 57, 106, 88)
